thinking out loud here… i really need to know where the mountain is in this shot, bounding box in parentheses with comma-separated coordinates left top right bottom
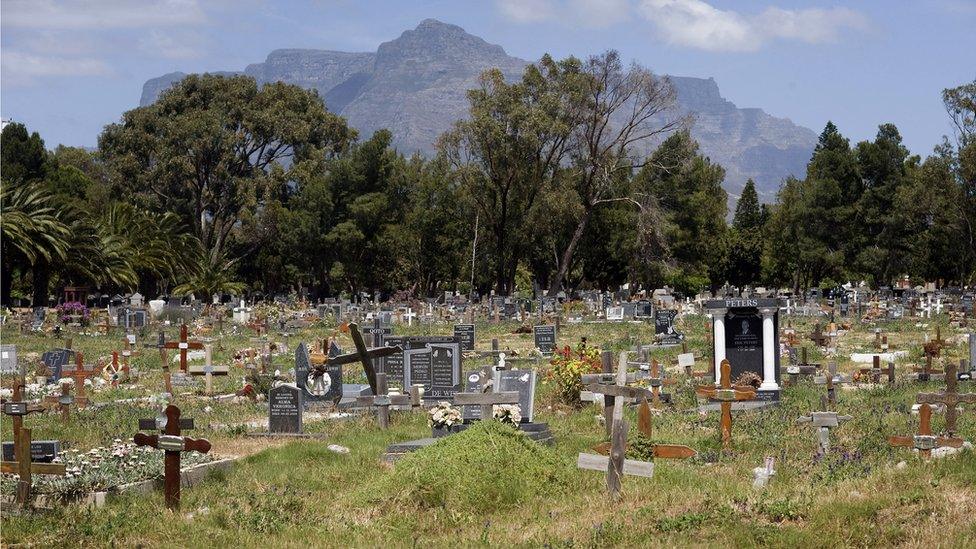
(140, 19, 816, 201)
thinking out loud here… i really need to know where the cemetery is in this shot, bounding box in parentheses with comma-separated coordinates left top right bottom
(0, 292, 974, 546)
(2, 4, 975, 547)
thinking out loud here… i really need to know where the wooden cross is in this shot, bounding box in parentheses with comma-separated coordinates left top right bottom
(859, 355, 895, 383)
(133, 404, 210, 510)
(101, 314, 112, 335)
(576, 352, 654, 498)
(797, 410, 851, 454)
(162, 324, 204, 373)
(810, 324, 829, 347)
(340, 322, 402, 396)
(814, 361, 848, 410)
(2, 376, 46, 452)
(782, 347, 820, 385)
(591, 397, 696, 460)
(120, 335, 138, 381)
(453, 388, 520, 422)
(915, 362, 976, 436)
(69, 353, 97, 408)
(0, 428, 66, 507)
(889, 403, 963, 459)
(57, 381, 74, 421)
(696, 360, 756, 449)
(354, 373, 411, 429)
(646, 358, 675, 407)
(912, 355, 942, 381)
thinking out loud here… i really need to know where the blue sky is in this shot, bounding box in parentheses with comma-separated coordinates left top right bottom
(1, 0, 973, 154)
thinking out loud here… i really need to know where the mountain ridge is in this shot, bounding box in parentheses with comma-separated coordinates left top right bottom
(139, 19, 817, 200)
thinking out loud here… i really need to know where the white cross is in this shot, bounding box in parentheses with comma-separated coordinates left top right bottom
(934, 297, 943, 315)
(403, 308, 416, 326)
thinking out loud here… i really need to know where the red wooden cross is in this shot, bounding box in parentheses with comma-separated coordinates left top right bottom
(69, 352, 98, 408)
(2, 376, 46, 454)
(696, 360, 756, 449)
(133, 404, 211, 509)
(162, 325, 204, 373)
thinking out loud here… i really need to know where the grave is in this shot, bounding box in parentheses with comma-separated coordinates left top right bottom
(454, 324, 476, 351)
(653, 309, 684, 345)
(133, 404, 211, 510)
(494, 369, 537, 423)
(1, 344, 17, 374)
(403, 340, 461, 400)
(533, 325, 557, 356)
(268, 384, 304, 434)
(705, 298, 781, 401)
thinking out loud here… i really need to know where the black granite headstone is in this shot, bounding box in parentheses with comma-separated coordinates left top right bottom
(2, 440, 59, 462)
(454, 324, 476, 351)
(269, 384, 303, 433)
(533, 325, 556, 355)
(494, 369, 536, 423)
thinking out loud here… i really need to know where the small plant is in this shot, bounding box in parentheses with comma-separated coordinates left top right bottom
(493, 404, 521, 426)
(428, 401, 462, 429)
(545, 342, 602, 407)
(56, 301, 90, 325)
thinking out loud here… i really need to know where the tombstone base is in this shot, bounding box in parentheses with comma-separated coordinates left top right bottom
(756, 389, 781, 402)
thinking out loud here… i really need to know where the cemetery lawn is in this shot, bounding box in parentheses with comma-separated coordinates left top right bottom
(2, 318, 976, 547)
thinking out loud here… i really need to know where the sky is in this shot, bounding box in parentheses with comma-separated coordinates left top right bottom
(1, 0, 973, 154)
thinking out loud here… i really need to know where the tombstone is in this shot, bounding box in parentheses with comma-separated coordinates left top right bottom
(970, 333, 976, 374)
(493, 369, 536, 423)
(621, 302, 637, 320)
(1, 345, 17, 374)
(533, 325, 557, 355)
(129, 292, 144, 307)
(40, 349, 74, 382)
(962, 294, 974, 316)
(31, 307, 45, 330)
(295, 342, 334, 405)
(404, 342, 461, 400)
(636, 300, 653, 318)
(654, 309, 684, 345)
(1, 440, 60, 463)
(269, 384, 304, 434)
(704, 298, 781, 401)
(460, 370, 489, 421)
(605, 306, 625, 321)
(454, 324, 476, 351)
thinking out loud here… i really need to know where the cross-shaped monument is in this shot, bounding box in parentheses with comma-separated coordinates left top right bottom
(354, 372, 411, 429)
(163, 324, 204, 373)
(889, 403, 963, 459)
(915, 362, 976, 436)
(696, 359, 757, 449)
(0, 428, 66, 506)
(2, 376, 45, 451)
(133, 404, 211, 509)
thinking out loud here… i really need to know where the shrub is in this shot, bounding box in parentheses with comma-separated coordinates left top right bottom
(545, 343, 602, 407)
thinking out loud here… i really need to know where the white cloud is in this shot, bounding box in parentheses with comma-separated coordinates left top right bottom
(1, 50, 113, 85)
(569, 0, 631, 28)
(496, 0, 557, 23)
(138, 29, 204, 60)
(637, 0, 866, 52)
(2, 0, 206, 29)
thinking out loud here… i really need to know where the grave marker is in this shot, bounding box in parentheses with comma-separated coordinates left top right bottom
(705, 298, 781, 400)
(533, 325, 557, 356)
(889, 403, 963, 459)
(494, 369, 537, 423)
(696, 360, 757, 449)
(0, 428, 66, 506)
(915, 362, 976, 436)
(454, 324, 476, 351)
(133, 404, 211, 510)
(269, 384, 304, 434)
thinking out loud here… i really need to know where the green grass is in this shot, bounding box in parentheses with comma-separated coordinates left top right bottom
(2, 316, 975, 547)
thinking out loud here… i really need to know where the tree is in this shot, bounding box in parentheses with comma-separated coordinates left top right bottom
(99, 74, 355, 263)
(547, 50, 684, 294)
(726, 179, 764, 290)
(440, 56, 581, 294)
(0, 123, 48, 186)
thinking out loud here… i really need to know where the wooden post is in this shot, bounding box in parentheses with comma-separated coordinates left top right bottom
(376, 373, 390, 430)
(601, 350, 614, 437)
(0, 428, 66, 507)
(204, 344, 214, 396)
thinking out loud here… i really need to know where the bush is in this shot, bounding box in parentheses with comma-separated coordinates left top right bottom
(545, 343, 602, 407)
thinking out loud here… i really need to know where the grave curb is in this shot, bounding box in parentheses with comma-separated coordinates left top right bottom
(0, 457, 238, 511)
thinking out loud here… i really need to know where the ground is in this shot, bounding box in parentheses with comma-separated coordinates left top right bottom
(1, 313, 975, 547)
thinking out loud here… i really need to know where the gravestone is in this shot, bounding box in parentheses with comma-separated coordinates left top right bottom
(636, 300, 653, 318)
(269, 384, 303, 434)
(454, 324, 476, 351)
(31, 307, 45, 330)
(654, 309, 684, 345)
(962, 294, 974, 316)
(493, 369, 536, 423)
(41, 349, 74, 382)
(1, 345, 17, 374)
(705, 298, 781, 401)
(130, 292, 144, 307)
(404, 342, 461, 400)
(534, 325, 557, 355)
(461, 370, 489, 421)
(606, 306, 625, 321)
(621, 302, 637, 319)
(1, 440, 60, 463)
(295, 342, 333, 405)
(383, 336, 459, 388)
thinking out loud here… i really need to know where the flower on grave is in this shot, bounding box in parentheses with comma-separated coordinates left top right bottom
(0, 388, 12, 400)
(493, 404, 522, 426)
(427, 401, 462, 429)
(58, 377, 75, 387)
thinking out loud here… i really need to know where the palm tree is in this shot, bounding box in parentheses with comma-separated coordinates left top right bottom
(1, 183, 70, 305)
(172, 250, 247, 302)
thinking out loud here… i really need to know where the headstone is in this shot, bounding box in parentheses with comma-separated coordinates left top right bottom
(454, 324, 476, 351)
(654, 309, 684, 345)
(494, 369, 536, 423)
(31, 307, 45, 330)
(404, 342, 461, 400)
(606, 306, 625, 321)
(636, 300, 653, 318)
(295, 343, 335, 404)
(0, 345, 17, 374)
(970, 333, 976, 373)
(705, 298, 781, 401)
(621, 302, 637, 319)
(533, 325, 556, 355)
(1, 440, 60, 463)
(41, 349, 74, 382)
(268, 384, 303, 434)
(382, 336, 459, 388)
(461, 370, 488, 421)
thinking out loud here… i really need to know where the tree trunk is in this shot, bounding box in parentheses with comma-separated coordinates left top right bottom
(548, 208, 593, 295)
(32, 263, 51, 307)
